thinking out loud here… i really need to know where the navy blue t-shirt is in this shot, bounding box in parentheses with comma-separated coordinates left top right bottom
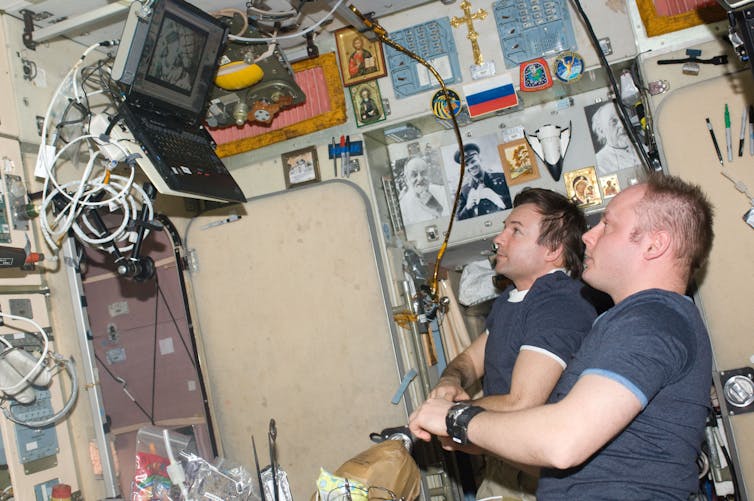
(538, 289, 712, 500)
(483, 271, 596, 396)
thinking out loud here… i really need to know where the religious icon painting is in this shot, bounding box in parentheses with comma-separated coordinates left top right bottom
(599, 174, 621, 199)
(498, 138, 540, 185)
(349, 80, 387, 127)
(564, 166, 601, 209)
(334, 27, 387, 87)
(519, 58, 553, 92)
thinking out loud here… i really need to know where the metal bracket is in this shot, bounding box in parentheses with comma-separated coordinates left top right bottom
(21, 9, 37, 50)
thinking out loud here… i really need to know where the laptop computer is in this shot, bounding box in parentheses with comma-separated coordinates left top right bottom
(111, 0, 246, 203)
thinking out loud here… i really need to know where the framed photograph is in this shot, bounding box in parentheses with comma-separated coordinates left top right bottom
(564, 166, 601, 209)
(349, 81, 386, 127)
(282, 146, 320, 188)
(584, 101, 642, 177)
(498, 138, 540, 186)
(392, 148, 451, 226)
(440, 133, 512, 221)
(334, 27, 387, 87)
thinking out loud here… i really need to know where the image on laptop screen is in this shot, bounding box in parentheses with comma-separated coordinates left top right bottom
(146, 14, 207, 96)
(124, 0, 226, 120)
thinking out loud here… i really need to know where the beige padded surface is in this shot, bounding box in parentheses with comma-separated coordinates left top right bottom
(186, 181, 408, 499)
(656, 72, 754, 494)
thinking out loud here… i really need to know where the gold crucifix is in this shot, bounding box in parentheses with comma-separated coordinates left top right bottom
(450, 0, 487, 66)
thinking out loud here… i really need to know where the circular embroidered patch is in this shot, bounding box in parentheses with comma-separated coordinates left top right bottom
(553, 51, 585, 83)
(432, 89, 462, 119)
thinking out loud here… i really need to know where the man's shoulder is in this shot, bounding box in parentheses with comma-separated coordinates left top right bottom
(529, 273, 596, 310)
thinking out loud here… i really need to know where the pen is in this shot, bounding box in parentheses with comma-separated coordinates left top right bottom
(739, 107, 747, 157)
(705, 118, 723, 166)
(344, 135, 351, 178)
(201, 214, 241, 230)
(331, 136, 337, 177)
(339, 135, 346, 177)
(749, 104, 754, 156)
(725, 104, 733, 162)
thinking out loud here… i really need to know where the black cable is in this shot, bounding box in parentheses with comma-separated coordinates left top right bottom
(104, 114, 121, 137)
(94, 352, 153, 423)
(158, 214, 219, 457)
(569, 0, 655, 174)
(718, 439, 741, 501)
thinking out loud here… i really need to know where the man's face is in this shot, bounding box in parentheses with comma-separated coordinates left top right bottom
(492, 203, 554, 290)
(604, 108, 630, 149)
(466, 152, 482, 179)
(582, 184, 647, 300)
(353, 38, 363, 50)
(405, 162, 430, 194)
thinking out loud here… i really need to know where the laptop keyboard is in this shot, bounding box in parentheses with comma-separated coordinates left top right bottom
(137, 116, 225, 174)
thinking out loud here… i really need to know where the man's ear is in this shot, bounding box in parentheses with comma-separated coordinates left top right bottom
(644, 230, 672, 260)
(545, 244, 565, 265)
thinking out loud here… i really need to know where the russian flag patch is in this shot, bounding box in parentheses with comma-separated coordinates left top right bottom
(463, 74, 519, 118)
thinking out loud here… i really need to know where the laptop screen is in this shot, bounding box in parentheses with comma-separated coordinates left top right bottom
(125, 0, 226, 121)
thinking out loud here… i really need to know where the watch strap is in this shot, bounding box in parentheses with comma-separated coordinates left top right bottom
(446, 402, 485, 445)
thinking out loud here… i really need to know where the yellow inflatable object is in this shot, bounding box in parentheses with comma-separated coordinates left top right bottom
(214, 61, 264, 90)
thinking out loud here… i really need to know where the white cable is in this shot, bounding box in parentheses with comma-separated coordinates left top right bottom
(163, 429, 189, 500)
(0, 312, 50, 394)
(720, 170, 754, 206)
(37, 42, 111, 178)
(229, 0, 343, 42)
(248, 5, 297, 19)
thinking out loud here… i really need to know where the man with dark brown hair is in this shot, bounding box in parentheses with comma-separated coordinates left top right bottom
(427, 188, 595, 500)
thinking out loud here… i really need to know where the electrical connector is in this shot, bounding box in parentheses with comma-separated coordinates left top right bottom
(90, 114, 127, 162)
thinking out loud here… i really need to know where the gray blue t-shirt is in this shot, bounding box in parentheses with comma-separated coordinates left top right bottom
(538, 289, 712, 500)
(483, 271, 596, 396)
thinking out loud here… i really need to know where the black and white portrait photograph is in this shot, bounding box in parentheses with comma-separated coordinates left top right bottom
(584, 101, 642, 177)
(393, 145, 450, 225)
(441, 134, 512, 221)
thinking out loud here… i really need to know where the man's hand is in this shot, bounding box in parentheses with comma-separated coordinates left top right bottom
(408, 397, 454, 442)
(464, 186, 482, 212)
(429, 377, 470, 402)
(477, 187, 506, 208)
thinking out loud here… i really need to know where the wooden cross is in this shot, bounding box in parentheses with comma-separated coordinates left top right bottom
(450, 0, 487, 66)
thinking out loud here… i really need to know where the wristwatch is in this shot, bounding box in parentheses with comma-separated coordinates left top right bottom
(446, 402, 485, 445)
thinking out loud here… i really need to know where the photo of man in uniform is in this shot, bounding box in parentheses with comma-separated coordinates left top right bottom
(442, 136, 512, 221)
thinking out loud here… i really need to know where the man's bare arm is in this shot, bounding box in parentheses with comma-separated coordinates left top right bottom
(473, 350, 564, 412)
(430, 332, 487, 401)
(409, 374, 642, 468)
(467, 374, 643, 468)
